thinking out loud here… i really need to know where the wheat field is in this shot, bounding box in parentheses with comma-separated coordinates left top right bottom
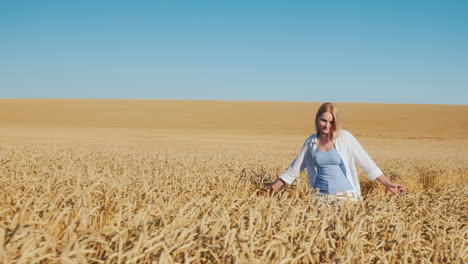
(0, 99, 467, 263)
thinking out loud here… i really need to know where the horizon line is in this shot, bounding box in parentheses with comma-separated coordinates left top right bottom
(0, 97, 466, 106)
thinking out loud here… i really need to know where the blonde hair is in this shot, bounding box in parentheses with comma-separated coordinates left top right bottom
(314, 102, 342, 139)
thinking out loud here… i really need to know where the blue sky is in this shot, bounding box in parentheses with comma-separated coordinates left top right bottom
(2, 0, 467, 104)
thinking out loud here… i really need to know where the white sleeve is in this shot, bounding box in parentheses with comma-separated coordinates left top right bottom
(279, 140, 309, 184)
(349, 133, 383, 181)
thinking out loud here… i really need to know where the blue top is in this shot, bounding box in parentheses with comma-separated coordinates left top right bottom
(313, 147, 353, 194)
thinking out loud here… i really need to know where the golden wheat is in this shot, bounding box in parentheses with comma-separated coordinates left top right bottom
(0, 131, 466, 263)
(0, 100, 466, 263)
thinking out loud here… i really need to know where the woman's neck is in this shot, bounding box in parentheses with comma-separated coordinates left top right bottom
(317, 132, 332, 141)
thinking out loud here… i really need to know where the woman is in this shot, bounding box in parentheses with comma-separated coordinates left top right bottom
(265, 102, 406, 201)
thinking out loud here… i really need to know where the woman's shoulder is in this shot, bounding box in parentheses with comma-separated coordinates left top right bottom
(340, 129, 352, 137)
(306, 133, 317, 141)
(337, 129, 356, 141)
(301, 133, 317, 146)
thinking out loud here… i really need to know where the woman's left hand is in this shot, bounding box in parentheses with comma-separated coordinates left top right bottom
(377, 174, 408, 195)
(384, 182, 407, 195)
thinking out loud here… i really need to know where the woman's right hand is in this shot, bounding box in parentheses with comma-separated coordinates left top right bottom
(264, 179, 285, 195)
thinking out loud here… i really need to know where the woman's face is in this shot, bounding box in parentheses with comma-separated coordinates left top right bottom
(318, 112, 334, 135)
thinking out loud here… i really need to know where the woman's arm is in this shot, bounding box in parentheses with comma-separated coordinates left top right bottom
(376, 174, 407, 195)
(348, 132, 407, 195)
(348, 132, 383, 180)
(264, 138, 311, 194)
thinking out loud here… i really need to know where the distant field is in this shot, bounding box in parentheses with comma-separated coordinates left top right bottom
(1, 99, 467, 138)
(0, 99, 466, 263)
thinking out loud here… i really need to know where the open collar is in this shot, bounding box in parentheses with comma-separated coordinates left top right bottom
(311, 133, 337, 144)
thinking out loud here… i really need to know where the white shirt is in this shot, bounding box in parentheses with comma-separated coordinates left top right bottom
(279, 130, 383, 199)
